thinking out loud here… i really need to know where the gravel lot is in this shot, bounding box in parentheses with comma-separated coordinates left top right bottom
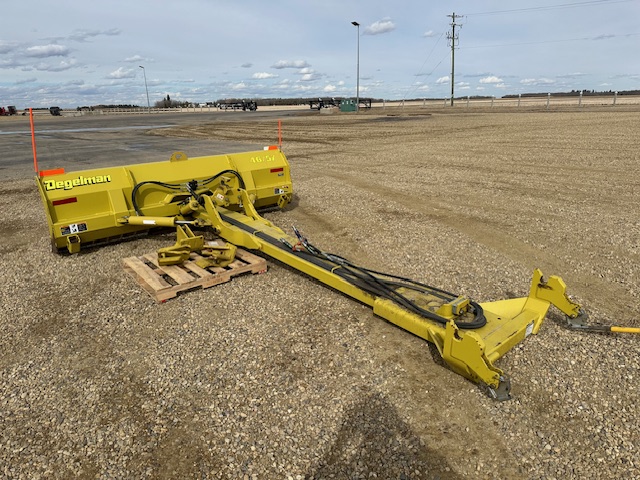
(1, 107, 639, 479)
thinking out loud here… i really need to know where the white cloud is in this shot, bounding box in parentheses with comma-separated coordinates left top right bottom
(593, 34, 615, 40)
(252, 72, 277, 79)
(26, 44, 70, 58)
(300, 73, 318, 82)
(292, 84, 315, 92)
(69, 28, 121, 42)
(271, 60, 310, 69)
(436, 76, 449, 84)
(323, 84, 337, 92)
(107, 67, 136, 79)
(479, 76, 503, 84)
(0, 41, 17, 54)
(557, 72, 586, 79)
(293, 67, 322, 82)
(15, 77, 37, 84)
(2, 59, 22, 69)
(520, 77, 555, 86)
(124, 55, 153, 63)
(422, 30, 435, 38)
(363, 19, 395, 35)
(33, 59, 77, 72)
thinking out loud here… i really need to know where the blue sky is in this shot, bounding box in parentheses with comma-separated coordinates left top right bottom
(1, 0, 639, 108)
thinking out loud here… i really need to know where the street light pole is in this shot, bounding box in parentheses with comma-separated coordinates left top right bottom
(351, 21, 360, 113)
(139, 65, 150, 112)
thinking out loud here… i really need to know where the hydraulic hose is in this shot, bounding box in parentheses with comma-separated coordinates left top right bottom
(218, 212, 486, 329)
(131, 170, 246, 216)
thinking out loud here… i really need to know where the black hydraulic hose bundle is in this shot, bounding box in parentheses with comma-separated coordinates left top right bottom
(219, 214, 486, 329)
(128, 174, 486, 329)
(131, 170, 246, 216)
(291, 240, 486, 330)
(131, 180, 183, 216)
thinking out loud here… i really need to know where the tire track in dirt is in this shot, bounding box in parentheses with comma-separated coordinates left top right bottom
(319, 169, 636, 322)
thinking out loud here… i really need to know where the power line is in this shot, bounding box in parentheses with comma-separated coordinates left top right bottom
(403, 33, 445, 101)
(415, 32, 445, 77)
(404, 0, 635, 99)
(404, 50, 449, 101)
(461, 31, 640, 50)
(464, 0, 634, 17)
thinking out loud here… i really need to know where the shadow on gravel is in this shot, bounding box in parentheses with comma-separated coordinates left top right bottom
(306, 391, 463, 480)
(367, 114, 432, 122)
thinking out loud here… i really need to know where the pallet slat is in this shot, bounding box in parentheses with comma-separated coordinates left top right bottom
(123, 247, 267, 302)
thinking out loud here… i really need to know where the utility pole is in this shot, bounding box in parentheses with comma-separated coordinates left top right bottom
(446, 12, 463, 107)
(139, 65, 150, 112)
(351, 21, 360, 113)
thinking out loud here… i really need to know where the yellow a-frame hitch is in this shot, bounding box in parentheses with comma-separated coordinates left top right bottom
(122, 186, 583, 400)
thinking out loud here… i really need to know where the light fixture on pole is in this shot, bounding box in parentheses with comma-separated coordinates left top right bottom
(351, 21, 360, 113)
(139, 65, 150, 112)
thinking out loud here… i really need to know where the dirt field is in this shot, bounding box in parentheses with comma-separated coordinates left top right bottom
(1, 108, 639, 479)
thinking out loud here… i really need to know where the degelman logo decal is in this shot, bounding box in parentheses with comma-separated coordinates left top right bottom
(44, 175, 112, 191)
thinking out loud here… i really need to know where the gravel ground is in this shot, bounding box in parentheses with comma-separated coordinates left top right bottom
(1, 107, 639, 479)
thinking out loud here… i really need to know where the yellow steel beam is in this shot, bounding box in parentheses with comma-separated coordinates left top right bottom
(187, 197, 581, 398)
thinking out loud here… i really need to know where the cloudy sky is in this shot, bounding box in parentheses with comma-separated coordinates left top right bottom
(1, 0, 639, 108)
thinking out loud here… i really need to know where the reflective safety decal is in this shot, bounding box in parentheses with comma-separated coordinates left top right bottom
(61, 223, 88, 236)
(525, 321, 534, 337)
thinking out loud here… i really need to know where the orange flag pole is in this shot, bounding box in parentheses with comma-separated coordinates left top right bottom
(278, 119, 282, 150)
(30, 108, 39, 173)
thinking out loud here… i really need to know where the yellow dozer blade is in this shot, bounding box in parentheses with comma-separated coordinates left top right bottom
(36, 149, 292, 253)
(36, 147, 584, 400)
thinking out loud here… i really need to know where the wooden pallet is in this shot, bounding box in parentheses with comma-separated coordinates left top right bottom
(123, 245, 267, 302)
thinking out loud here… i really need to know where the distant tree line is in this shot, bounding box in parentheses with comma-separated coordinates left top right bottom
(74, 89, 640, 111)
(214, 97, 383, 107)
(153, 95, 191, 108)
(77, 104, 138, 111)
(502, 89, 640, 99)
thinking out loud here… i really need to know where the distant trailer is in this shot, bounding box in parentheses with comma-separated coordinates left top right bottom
(313, 98, 371, 111)
(358, 98, 372, 109)
(309, 98, 340, 110)
(217, 101, 257, 111)
(0, 106, 18, 116)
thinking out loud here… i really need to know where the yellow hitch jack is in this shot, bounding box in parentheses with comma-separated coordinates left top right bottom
(157, 224, 204, 266)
